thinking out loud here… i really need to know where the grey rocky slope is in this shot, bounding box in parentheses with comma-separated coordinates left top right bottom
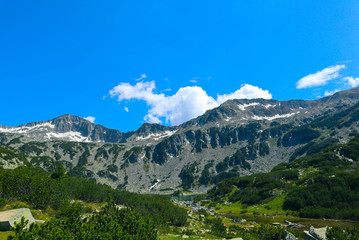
(1, 87, 359, 194)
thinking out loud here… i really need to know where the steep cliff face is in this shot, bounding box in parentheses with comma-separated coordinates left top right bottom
(1, 87, 359, 193)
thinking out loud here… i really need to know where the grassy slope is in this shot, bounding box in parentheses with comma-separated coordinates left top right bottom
(0, 232, 14, 240)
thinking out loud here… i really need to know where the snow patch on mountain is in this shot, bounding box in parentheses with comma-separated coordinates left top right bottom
(136, 131, 177, 141)
(263, 104, 277, 109)
(45, 131, 92, 142)
(252, 112, 296, 121)
(238, 103, 260, 111)
(0, 122, 55, 134)
(149, 179, 161, 190)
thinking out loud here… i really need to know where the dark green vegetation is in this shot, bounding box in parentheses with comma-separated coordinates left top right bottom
(206, 133, 359, 220)
(0, 144, 28, 165)
(9, 201, 157, 240)
(0, 143, 187, 239)
(326, 226, 359, 240)
(152, 135, 182, 165)
(310, 101, 359, 130)
(179, 162, 199, 190)
(210, 222, 359, 240)
(281, 126, 320, 147)
(0, 165, 187, 227)
(205, 219, 285, 240)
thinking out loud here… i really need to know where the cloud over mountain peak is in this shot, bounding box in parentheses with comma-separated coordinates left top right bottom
(110, 81, 272, 125)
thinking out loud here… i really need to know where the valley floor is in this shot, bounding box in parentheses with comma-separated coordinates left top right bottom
(1, 198, 359, 240)
(158, 199, 359, 240)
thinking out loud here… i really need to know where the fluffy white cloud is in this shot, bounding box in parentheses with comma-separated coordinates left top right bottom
(84, 116, 96, 123)
(296, 65, 346, 89)
(110, 81, 272, 125)
(217, 84, 272, 104)
(109, 81, 165, 104)
(324, 89, 339, 97)
(149, 86, 218, 125)
(144, 114, 161, 124)
(343, 76, 359, 88)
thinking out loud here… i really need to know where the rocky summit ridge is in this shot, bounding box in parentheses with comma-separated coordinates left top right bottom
(1, 87, 359, 193)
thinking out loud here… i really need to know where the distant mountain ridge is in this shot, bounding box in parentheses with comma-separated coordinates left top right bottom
(1, 87, 359, 143)
(0, 114, 125, 143)
(1, 87, 359, 193)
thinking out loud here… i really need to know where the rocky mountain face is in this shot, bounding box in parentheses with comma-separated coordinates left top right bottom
(0, 114, 126, 143)
(1, 87, 359, 194)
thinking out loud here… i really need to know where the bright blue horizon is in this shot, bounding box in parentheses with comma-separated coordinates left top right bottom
(1, 1, 359, 132)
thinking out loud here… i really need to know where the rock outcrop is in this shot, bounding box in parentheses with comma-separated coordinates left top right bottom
(285, 230, 297, 240)
(0, 208, 36, 231)
(303, 226, 327, 240)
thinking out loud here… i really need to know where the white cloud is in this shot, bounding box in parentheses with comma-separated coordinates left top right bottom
(144, 114, 161, 124)
(124, 107, 129, 112)
(151, 86, 218, 125)
(343, 76, 359, 88)
(189, 77, 200, 83)
(110, 81, 272, 125)
(324, 89, 339, 97)
(84, 116, 96, 123)
(217, 84, 272, 104)
(109, 81, 165, 104)
(296, 65, 346, 89)
(135, 74, 147, 81)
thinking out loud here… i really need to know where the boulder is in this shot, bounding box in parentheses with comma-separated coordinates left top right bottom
(303, 230, 316, 240)
(309, 226, 327, 240)
(285, 231, 297, 240)
(303, 226, 327, 240)
(0, 208, 36, 231)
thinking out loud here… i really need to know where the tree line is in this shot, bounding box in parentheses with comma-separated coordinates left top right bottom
(0, 165, 187, 226)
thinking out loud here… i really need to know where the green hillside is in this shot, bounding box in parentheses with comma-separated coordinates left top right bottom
(205, 133, 359, 220)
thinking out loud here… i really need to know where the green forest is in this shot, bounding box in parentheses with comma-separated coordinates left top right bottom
(0, 165, 187, 227)
(8, 201, 157, 240)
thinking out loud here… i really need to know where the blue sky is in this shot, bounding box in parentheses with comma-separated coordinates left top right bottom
(1, 1, 359, 132)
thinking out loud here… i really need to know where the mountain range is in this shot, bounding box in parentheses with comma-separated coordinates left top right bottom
(1, 87, 359, 193)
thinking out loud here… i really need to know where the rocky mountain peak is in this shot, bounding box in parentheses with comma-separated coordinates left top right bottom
(51, 114, 95, 135)
(182, 87, 359, 129)
(133, 123, 177, 136)
(317, 86, 359, 103)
